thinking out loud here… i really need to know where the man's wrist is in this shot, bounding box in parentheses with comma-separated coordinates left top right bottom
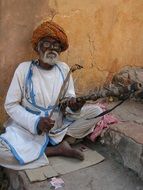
(37, 121, 42, 135)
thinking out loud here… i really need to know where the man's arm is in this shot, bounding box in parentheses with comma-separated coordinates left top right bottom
(4, 64, 40, 135)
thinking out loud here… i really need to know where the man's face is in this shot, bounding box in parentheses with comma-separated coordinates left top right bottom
(37, 37, 62, 65)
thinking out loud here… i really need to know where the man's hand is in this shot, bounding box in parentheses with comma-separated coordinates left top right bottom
(37, 117, 55, 135)
(68, 97, 86, 112)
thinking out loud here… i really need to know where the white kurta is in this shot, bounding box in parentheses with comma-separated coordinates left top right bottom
(0, 61, 75, 165)
(0, 60, 103, 170)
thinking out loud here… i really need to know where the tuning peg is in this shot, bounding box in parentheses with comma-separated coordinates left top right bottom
(75, 64, 83, 69)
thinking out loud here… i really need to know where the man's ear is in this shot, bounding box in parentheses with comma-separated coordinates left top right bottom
(35, 43, 41, 54)
(34, 45, 38, 52)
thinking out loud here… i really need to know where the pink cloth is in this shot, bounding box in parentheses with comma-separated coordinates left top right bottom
(89, 103, 118, 142)
(50, 177, 65, 189)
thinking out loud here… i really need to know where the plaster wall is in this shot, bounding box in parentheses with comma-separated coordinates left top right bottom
(0, 0, 143, 123)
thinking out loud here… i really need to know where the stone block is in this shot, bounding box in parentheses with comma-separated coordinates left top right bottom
(102, 128, 143, 180)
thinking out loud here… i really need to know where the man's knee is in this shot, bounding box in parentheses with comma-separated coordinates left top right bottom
(81, 104, 103, 117)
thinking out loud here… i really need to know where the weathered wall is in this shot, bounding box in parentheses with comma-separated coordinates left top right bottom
(0, 0, 143, 123)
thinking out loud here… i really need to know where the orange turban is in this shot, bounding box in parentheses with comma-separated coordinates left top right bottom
(31, 21, 69, 52)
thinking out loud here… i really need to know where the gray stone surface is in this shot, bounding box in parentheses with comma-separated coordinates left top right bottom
(112, 66, 143, 100)
(102, 100, 143, 180)
(5, 143, 143, 190)
(112, 66, 143, 85)
(102, 129, 143, 180)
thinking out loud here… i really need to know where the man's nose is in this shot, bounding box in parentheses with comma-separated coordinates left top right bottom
(50, 44, 55, 50)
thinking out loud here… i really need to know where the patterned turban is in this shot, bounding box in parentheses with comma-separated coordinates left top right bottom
(31, 21, 69, 52)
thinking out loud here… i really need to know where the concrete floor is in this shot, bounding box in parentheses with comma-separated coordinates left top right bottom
(22, 142, 143, 190)
(59, 143, 143, 190)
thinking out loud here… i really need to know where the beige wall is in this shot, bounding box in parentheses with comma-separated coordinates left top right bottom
(0, 0, 143, 123)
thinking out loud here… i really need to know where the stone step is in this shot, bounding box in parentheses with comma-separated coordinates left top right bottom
(101, 100, 143, 180)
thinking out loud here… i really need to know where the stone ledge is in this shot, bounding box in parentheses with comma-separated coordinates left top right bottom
(102, 127, 143, 180)
(108, 122, 143, 145)
(102, 101, 143, 180)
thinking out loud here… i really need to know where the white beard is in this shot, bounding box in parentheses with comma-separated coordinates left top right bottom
(41, 51, 59, 65)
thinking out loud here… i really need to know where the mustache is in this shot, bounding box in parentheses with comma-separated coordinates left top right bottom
(41, 50, 59, 65)
(45, 51, 58, 58)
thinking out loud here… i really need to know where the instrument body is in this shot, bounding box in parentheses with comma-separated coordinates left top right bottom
(59, 82, 142, 109)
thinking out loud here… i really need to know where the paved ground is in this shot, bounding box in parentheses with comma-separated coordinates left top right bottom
(59, 142, 143, 190)
(13, 142, 142, 190)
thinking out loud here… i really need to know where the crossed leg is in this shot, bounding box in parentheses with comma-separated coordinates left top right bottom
(45, 140, 84, 161)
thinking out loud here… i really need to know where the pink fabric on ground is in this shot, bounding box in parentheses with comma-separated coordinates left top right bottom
(89, 103, 118, 142)
(50, 177, 65, 189)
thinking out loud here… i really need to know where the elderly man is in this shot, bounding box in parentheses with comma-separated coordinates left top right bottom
(0, 21, 102, 170)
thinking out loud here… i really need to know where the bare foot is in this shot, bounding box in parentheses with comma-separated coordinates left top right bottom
(45, 141, 84, 161)
(60, 141, 84, 160)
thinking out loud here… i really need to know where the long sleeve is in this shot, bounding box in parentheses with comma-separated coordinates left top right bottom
(4, 64, 40, 135)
